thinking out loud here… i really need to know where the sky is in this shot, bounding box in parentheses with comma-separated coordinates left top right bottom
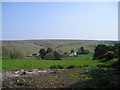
(2, 2, 118, 40)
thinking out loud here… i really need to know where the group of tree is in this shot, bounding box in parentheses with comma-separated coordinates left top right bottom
(93, 43, 120, 62)
(39, 48, 62, 60)
(77, 47, 89, 54)
(63, 47, 89, 57)
(2, 47, 24, 60)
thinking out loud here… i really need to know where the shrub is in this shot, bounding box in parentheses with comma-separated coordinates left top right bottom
(98, 51, 114, 62)
(97, 65, 110, 68)
(58, 65, 64, 69)
(50, 65, 58, 69)
(93, 44, 109, 60)
(50, 65, 64, 69)
(67, 65, 75, 69)
(77, 66, 83, 69)
(83, 65, 89, 67)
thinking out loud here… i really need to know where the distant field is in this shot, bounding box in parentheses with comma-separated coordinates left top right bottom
(2, 53, 117, 70)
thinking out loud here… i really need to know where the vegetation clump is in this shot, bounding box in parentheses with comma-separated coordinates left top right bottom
(2, 47, 24, 60)
(67, 65, 76, 69)
(39, 48, 62, 60)
(50, 65, 64, 69)
(77, 47, 89, 54)
(93, 43, 119, 62)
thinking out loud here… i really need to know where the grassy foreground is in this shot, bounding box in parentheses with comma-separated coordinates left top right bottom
(2, 53, 117, 70)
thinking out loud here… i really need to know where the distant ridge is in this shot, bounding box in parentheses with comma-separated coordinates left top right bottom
(2, 39, 117, 56)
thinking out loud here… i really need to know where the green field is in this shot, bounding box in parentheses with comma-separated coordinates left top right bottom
(2, 53, 117, 70)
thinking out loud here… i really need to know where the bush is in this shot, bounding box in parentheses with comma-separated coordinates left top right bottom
(58, 65, 64, 69)
(97, 65, 110, 68)
(67, 65, 75, 69)
(97, 51, 114, 62)
(83, 65, 89, 67)
(93, 44, 109, 60)
(50, 65, 58, 69)
(104, 51, 114, 61)
(50, 65, 64, 69)
(77, 66, 83, 68)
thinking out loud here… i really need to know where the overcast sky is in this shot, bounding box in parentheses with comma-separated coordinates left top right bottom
(2, 2, 118, 40)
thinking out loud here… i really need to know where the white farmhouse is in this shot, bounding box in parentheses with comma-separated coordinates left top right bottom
(69, 52, 77, 57)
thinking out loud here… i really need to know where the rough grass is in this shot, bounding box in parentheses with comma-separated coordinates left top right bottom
(2, 54, 117, 70)
(3, 40, 112, 56)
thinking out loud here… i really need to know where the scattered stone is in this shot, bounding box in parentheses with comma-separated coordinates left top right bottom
(22, 79, 25, 81)
(16, 82, 24, 86)
(15, 71, 20, 74)
(50, 71, 57, 74)
(9, 82, 13, 85)
(17, 80, 19, 82)
(3, 69, 60, 78)
(19, 71, 27, 75)
(83, 70, 91, 74)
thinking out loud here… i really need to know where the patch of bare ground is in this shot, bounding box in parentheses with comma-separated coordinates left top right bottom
(2, 69, 90, 89)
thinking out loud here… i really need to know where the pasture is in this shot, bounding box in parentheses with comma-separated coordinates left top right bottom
(2, 53, 117, 70)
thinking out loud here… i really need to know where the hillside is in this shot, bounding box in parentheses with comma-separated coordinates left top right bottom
(2, 40, 116, 56)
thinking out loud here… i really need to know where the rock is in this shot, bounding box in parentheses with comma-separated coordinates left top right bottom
(16, 82, 24, 86)
(50, 71, 57, 74)
(41, 71, 47, 73)
(19, 71, 27, 75)
(83, 70, 91, 74)
(17, 80, 20, 82)
(22, 79, 25, 81)
(37, 70, 42, 73)
(15, 71, 20, 74)
(15, 70, 27, 75)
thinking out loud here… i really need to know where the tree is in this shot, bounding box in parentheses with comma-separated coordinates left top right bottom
(46, 48, 53, 53)
(64, 52, 67, 55)
(93, 44, 108, 60)
(44, 53, 54, 60)
(77, 47, 89, 54)
(112, 43, 120, 58)
(114, 43, 120, 64)
(39, 49, 46, 59)
(118, 44, 120, 64)
(54, 51, 62, 60)
(10, 51, 14, 59)
(2, 47, 11, 59)
(80, 47, 85, 54)
(105, 51, 114, 61)
(85, 50, 89, 54)
(10, 50, 23, 59)
(71, 50, 74, 53)
(99, 51, 114, 62)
